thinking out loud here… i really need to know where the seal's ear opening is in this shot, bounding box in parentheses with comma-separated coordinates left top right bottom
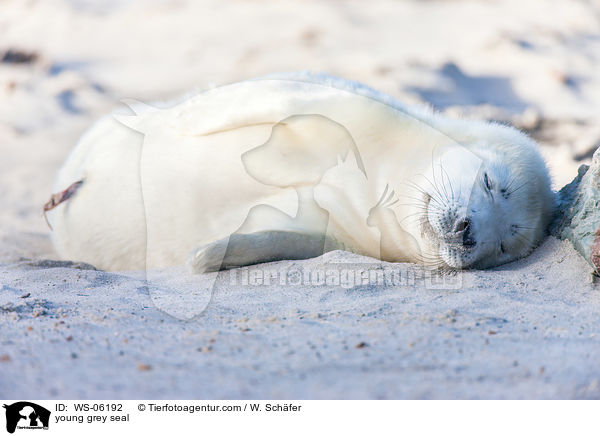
(241, 114, 363, 187)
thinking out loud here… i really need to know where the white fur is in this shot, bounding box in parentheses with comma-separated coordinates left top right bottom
(48, 73, 556, 271)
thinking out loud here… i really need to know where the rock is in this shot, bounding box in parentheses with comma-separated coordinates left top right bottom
(551, 146, 600, 274)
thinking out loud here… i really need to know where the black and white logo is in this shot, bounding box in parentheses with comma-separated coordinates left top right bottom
(3, 402, 50, 434)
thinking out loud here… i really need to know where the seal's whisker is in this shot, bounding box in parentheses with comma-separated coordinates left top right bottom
(401, 181, 429, 200)
(439, 163, 456, 202)
(513, 232, 533, 247)
(431, 154, 450, 204)
(397, 209, 443, 226)
(418, 256, 453, 273)
(507, 180, 529, 196)
(405, 178, 436, 200)
(410, 177, 446, 208)
(402, 181, 445, 210)
(505, 174, 521, 191)
(513, 224, 536, 230)
(414, 253, 441, 265)
(427, 167, 449, 205)
(397, 212, 425, 225)
(434, 159, 451, 204)
(393, 195, 436, 210)
(395, 194, 428, 205)
(396, 204, 441, 215)
(416, 173, 443, 200)
(398, 214, 429, 226)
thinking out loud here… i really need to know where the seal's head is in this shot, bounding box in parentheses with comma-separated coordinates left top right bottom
(419, 123, 556, 269)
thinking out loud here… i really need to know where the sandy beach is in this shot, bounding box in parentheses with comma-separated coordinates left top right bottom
(1, 0, 599, 399)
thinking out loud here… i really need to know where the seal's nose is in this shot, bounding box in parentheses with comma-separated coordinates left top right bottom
(453, 218, 476, 247)
(453, 218, 470, 233)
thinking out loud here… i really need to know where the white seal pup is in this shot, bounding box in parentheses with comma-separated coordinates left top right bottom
(46, 72, 556, 272)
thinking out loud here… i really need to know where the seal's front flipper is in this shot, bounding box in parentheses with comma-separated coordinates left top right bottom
(187, 231, 344, 273)
(187, 237, 229, 273)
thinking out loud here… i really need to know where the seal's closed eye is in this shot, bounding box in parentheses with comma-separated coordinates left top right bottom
(483, 172, 492, 191)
